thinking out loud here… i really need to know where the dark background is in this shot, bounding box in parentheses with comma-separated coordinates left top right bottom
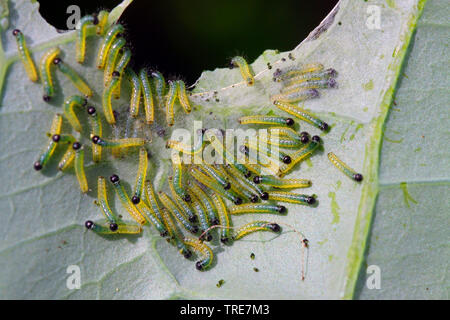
(37, 0, 338, 84)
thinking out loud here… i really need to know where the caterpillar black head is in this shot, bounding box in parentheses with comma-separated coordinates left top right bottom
(110, 174, 120, 184)
(131, 195, 140, 204)
(85, 220, 94, 230)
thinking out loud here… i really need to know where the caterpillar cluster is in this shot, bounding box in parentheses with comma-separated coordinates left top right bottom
(14, 9, 363, 280)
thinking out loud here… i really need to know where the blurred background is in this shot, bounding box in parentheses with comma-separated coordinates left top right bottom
(37, 0, 339, 84)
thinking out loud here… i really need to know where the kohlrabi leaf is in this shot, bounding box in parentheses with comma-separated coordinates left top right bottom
(1, 0, 444, 300)
(355, 0, 449, 299)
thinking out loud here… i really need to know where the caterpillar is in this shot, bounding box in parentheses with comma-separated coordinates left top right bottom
(135, 201, 168, 237)
(165, 80, 177, 126)
(33, 114, 63, 171)
(104, 37, 126, 86)
(272, 63, 324, 82)
(229, 203, 287, 215)
(183, 237, 214, 271)
(238, 115, 295, 127)
(39, 47, 60, 101)
(151, 70, 166, 110)
(125, 68, 141, 117)
(54, 58, 93, 97)
(91, 135, 145, 149)
(102, 70, 121, 124)
(210, 193, 231, 244)
(85, 220, 142, 234)
(266, 191, 316, 206)
(57, 135, 77, 171)
(95, 176, 119, 230)
(158, 191, 198, 234)
(76, 15, 98, 63)
(168, 177, 198, 223)
(73, 142, 88, 193)
(12, 29, 38, 82)
(270, 88, 320, 104)
(87, 106, 103, 162)
(131, 147, 148, 204)
(27, 11, 353, 280)
(188, 182, 220, 226)
(189, 191, 213, 242)
(113, 47, 132, 99)
(253, 175, 312, 189)
(95, 10, 109, 35)
(230, 56, 254, 86)
(273, 100, 329, 131)
(109, 174, 146, 225)
(233, 221, 281, 240)
(327, 152, 363, 182)
(96, 24, 124, 69)
(63, 95, 87, 132)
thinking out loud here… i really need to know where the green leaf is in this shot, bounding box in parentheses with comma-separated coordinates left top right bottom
(355, 0, 449, 299)
(0, 0, 445, 300)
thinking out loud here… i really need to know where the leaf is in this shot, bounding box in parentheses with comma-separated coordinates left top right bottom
(0, 0, 442, 300)
(354, 0, 449, 299)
